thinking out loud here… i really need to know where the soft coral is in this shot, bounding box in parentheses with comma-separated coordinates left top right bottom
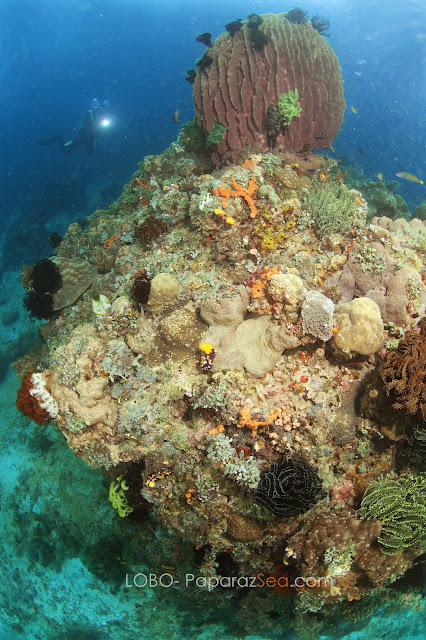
(16, 370, 51, 425)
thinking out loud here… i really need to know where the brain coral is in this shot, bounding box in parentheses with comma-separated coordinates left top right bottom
(193, 13, 345, 165)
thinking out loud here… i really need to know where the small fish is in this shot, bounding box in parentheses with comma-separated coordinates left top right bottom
(163, 183, 180, 192)
(354, 71, 362, 76)
(377, 173, 383, 181)
(396, 172, 424, 184)
(172, 109, 180, 123)
(359, 148, 364, 154)
(350, 106, 358, 114)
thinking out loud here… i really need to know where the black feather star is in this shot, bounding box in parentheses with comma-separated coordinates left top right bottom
(255, 452, 326, 517)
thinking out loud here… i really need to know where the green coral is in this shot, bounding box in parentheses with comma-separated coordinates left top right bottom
(357, 473, 426, 554)
(412, 202, 426, 221)
(109, 475, 134, 517)
(207, 123, 227, 145)
(306, 180, 363, 237)
(179, 117, 207, 153)
(278, 89, 302, 126)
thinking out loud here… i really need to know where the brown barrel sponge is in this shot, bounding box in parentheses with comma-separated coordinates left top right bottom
(193, 13, 345, 166)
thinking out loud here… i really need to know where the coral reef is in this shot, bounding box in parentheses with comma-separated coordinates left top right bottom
(285, 506, 419, 605)
(193, 12, 345, 165)
(14, 135, 426, 618)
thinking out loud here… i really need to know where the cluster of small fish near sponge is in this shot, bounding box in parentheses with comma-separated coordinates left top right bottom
(193, 12, 345, 165)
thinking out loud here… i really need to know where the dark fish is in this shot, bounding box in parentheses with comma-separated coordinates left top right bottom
(359, 148, 365, 154)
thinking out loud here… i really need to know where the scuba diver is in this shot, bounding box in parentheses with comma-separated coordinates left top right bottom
(37, 99, 113, 155)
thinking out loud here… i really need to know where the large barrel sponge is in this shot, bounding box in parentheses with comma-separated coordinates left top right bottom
(193, 13, 345, 166)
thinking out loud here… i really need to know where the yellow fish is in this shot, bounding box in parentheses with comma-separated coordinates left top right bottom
(396, 172, 424, 185)
(377, 173, 383, 181)
(172, 109, 180, 123)
(350, 106, 357, 114)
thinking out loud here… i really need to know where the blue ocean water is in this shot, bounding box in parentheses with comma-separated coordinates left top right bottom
(0, 1, 425, 639)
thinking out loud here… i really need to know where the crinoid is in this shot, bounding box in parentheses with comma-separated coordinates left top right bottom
(134, 216, 168, 249)
(311, 15, 330, 36)
(255, 452, 326, 516)
(130, 271, 151, 306)
(380, 319, 426, 419)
